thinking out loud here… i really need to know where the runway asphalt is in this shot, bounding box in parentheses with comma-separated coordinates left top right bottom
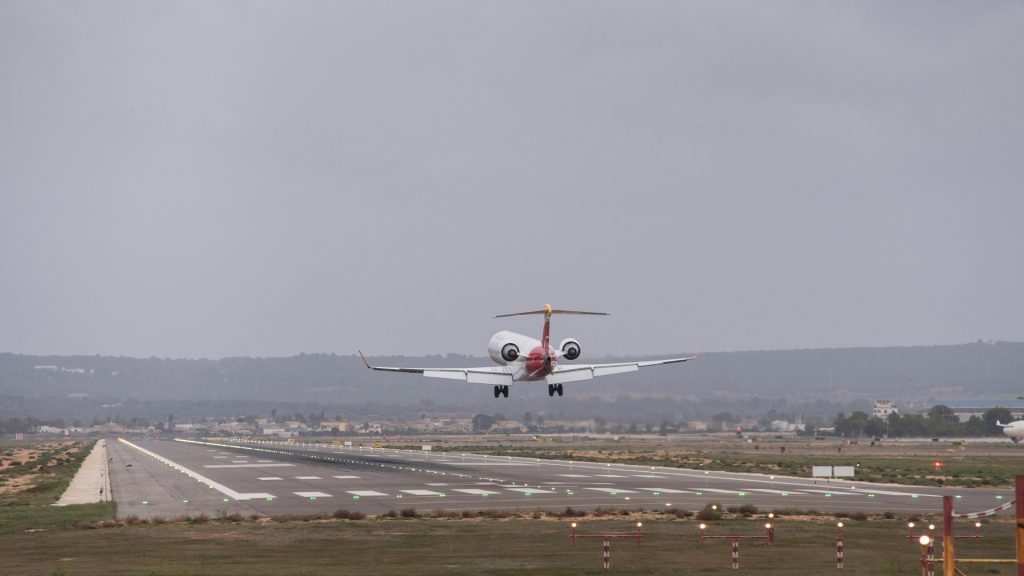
(107, 437, 1016, 520)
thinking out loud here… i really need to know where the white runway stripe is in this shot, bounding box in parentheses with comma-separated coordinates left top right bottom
(584, 487, 637, 494)
(632, 475, 667, 478)
(332, 475, 360, 479)
(701, 488, 742, 494)
(747, 488, 804, 495)
(204, 464, 296, 468)
(453, 489, 499, 495)
(296, 476, 322, 480)
(557, 474, 590, 478)
(258, 477, 283, 481)
(505, 487, 556, 494)
(348, 490, 388, 497)
(294, 491, 331, 498)
(401, 490, 444, 496)
(635, 488, 693, 494)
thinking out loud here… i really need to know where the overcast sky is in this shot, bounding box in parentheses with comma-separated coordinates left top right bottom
(1, 2, 1022, 359)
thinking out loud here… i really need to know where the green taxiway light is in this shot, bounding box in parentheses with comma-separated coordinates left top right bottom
(738, 491, 747, 496)
(182, 499, 189, 503)
(695, 491, 702, 496)
(353, 495, 360, 499)
(142, 500, 149, 505)
(825, 493, 832, 497)
(868, 494, 876, 498)
(396, 495, 403, 498)
(912, 495, 920, 499)
(265, 497, 272, 502)
(955, 495, 963, 500)
(996, 495, 1004, 500)
(653, 492, 661, 496)
(782, 492, 789, 496)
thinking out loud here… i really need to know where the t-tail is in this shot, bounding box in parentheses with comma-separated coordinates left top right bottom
(493, 304, 608, 356)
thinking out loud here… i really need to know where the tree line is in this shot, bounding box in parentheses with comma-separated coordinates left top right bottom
(832, 406, 1014, 438)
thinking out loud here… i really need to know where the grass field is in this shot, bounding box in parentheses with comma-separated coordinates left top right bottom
(1, 512, 1019, 575)
(0, 440, 118, 536)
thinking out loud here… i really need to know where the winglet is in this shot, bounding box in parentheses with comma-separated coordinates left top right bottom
(694, 343, 706, 359)
(358, 350, 374, 369)
(996, 420, 1007, 427)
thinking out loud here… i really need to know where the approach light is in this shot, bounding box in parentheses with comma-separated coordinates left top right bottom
(975, 521, 982, 528)
(837, 522, 843, 528)
(699, 523, 706, 530)
(765, 523, 772, 529)
(928, 524, 935, 531)
(908, 522, 915, 528)
(919, 535, 930, 546)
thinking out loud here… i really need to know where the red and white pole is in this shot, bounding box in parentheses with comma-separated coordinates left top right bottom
(603, 537, 610, 570)
(837, 522, 844, 569)
(731, 538, 739, 570)
(926, 539, 935, 576)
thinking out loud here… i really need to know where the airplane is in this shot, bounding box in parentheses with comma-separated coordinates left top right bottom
(996, 419, 1024, 443)
(359, 304, 700, 398)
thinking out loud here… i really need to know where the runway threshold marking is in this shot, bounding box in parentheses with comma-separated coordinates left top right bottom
(584, 487, 637, 494)
(116, 438, 273, 501)
(401, 490, 445, 496)
(747, 488, 804, 495)
(294, 491, 331, 498)
(348, 490, 388, 497)
(453, 489, 500, 495)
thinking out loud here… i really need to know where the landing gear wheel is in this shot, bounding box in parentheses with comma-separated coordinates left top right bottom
(548, 384, 556, 397)
(493, 385, 501, 398)
(556, 383, 564, 396)
(502, 385, 510, 398)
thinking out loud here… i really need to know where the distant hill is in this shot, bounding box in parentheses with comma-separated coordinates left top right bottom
(2, 342, 1021, 414)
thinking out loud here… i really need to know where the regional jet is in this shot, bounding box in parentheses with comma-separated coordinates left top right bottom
(360, 304, 700, 398)
(996, 419, 1024, 443)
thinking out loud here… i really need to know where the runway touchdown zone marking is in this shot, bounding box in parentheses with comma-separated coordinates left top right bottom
(294, 491, 331, 498)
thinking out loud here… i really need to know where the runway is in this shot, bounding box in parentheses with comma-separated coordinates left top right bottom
(108, 437, 1015, 519)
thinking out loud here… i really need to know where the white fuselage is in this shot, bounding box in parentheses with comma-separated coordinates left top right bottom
(1002, 420, 1024, 442)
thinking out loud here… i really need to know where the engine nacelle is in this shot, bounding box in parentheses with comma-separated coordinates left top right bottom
(559, 338, 581, 361)
(488, 330, 542, 365)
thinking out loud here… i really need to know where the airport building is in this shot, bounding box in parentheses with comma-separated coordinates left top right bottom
(928, 399, 1024, 422)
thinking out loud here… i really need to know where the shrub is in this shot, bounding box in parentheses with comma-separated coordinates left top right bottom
(697, 503, 723, 522)
(382, 510, 398, 518)
(883, 511, 896, 520)
(400, 507, 419, 518)
(348, 511, 366, 520)
(151, 516, 167, 525)
(333, 509, 352, 519)
(850, 511, 868, 521)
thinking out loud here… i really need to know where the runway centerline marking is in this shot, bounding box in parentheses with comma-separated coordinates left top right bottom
(258, 477, 283, 481)
(296, 476, 323, 480)
(332, 475, 360, 479)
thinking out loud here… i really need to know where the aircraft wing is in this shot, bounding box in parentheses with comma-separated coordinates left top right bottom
(546, 350, 701, 385)
(359, 352, 514, 385)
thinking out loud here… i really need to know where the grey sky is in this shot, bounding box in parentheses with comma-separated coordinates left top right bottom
(2, 2, 1022, 359)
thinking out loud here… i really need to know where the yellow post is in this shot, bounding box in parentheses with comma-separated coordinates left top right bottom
(1016, 475, 1023, 576)
(943, 495, 954, 576)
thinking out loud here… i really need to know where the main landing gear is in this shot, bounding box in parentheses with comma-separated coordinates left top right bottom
(547, 383, 564, 397)
(493, 385, 510, 398)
